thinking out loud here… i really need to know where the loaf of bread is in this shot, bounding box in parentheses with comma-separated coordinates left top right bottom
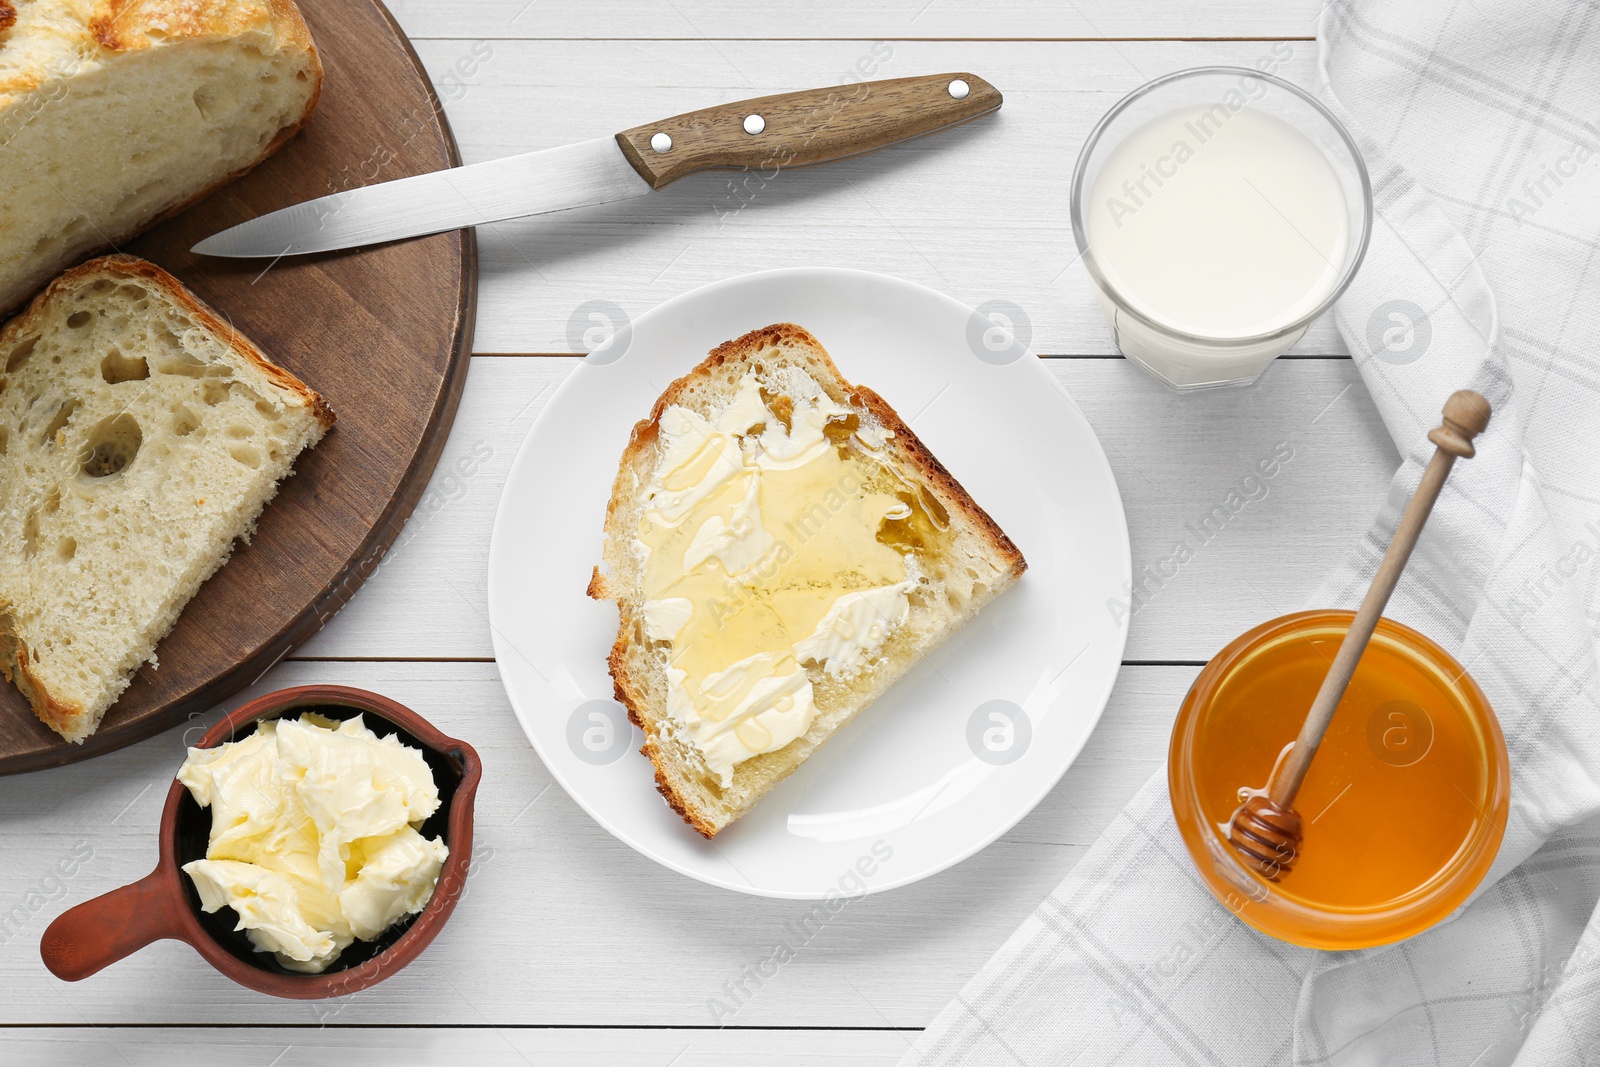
(0, 0, 322, 313)
(0, 255, 333, 742)
(589, 324, 1026, 837)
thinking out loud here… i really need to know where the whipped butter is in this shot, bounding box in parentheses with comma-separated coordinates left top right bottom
(177, 714, 449, 973)
(634, 372, 930, 786)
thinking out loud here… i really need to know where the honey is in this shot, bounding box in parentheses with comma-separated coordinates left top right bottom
(632, 371, 962, 787)
(1169, 611, 1508, 949)
(876, 483, 950, 560)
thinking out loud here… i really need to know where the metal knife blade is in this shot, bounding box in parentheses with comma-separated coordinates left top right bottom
(192, 136, 652, 257)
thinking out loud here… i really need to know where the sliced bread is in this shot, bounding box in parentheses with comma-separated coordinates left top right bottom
(0, 0, 322, 313)
(0, 254, 334, 742)
(588, 323, 1026, 837)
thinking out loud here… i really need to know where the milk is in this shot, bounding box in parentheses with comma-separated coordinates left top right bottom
(1084, 104, 1351, 380)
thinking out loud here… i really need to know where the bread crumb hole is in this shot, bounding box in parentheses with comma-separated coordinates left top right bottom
(43, 397, 81, 443)
(172, 407, 200, 437)
(155, 348, 208, 377)
(5, 336, 37, 371)
(226, 425, 252, 439)
(254, 399, 281, 420)
(44, 488, 59, 514)
(92, 280, 114, 293)
(22, 509, 40, 557)
(66, 311, 91, 329)
(58, 538, 76, 562)
(202, 379, 232, 406)
(80, 414, 143, 477)
(229, 444, 261, 469)
(116, 285, 147, 300)
(101, 349, 150, 384)
(0, 426, 7, 456)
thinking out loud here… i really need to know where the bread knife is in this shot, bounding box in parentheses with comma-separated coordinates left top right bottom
(193, 73, 1001, 258)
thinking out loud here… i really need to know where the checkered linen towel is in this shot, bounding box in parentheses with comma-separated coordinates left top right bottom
(901, 2, 1600, 1064)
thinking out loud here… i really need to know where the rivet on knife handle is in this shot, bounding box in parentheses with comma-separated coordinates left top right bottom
(614, 73, 1003, 190)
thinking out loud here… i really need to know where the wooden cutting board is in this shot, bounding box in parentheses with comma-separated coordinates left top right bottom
(0, 0, 476, 773)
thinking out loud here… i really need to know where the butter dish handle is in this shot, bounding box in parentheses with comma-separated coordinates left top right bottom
(41, 867, 191, 982)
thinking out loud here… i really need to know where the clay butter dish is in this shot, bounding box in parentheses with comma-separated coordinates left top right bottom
(39, 685, 482, 999)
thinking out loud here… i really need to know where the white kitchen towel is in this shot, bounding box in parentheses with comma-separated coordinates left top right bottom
(901, 1, 1600, 1064)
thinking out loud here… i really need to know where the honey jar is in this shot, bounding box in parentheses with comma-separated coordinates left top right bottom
(1169, 610, 1509, 949)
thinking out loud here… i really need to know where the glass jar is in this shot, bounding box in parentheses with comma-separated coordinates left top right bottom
(1169, 611, 1508, 949)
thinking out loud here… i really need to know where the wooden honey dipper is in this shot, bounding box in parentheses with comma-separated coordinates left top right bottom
(1226, 389, 1492, 881)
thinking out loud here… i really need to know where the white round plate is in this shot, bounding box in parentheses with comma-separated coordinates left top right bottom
(487, 269, 1130, 898)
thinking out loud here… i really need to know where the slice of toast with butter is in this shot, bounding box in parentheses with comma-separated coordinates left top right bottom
(588, 323, 1025, 837)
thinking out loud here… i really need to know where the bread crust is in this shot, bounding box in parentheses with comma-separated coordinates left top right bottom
(86, 0, 313, 54)
(0, 605, 83, 739)
(589, 323, 1025, 837)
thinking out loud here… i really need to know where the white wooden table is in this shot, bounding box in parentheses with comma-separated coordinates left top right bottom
(0, 3, 1400, 1063)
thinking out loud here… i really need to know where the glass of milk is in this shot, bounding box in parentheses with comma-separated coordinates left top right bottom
(1071, 67, 1372, 390)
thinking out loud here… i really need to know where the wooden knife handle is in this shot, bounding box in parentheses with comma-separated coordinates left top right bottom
(615, 73, 1002, 189)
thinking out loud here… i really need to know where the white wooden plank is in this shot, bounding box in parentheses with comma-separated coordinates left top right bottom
(0, 1026, 912, 1067)
(290, 354, 1395, 663)
(394, 38, 1348, 354)
(389, 0, 1326, 42)
(0, 659, 1191, 1025)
